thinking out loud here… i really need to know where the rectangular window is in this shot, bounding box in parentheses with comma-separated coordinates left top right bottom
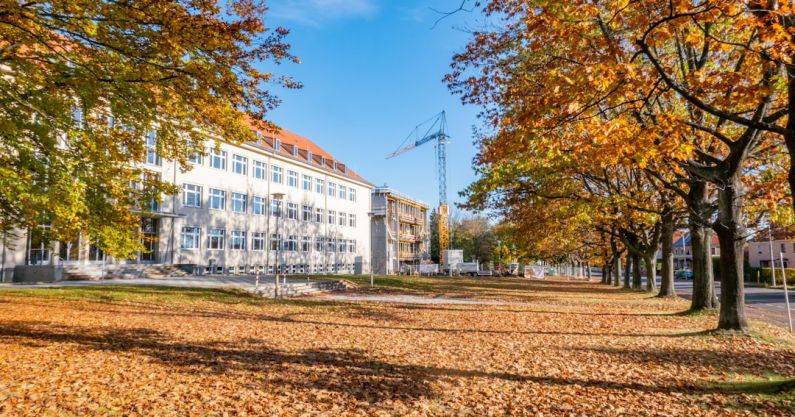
(315, 178, 324, 194)
(271, 199, 282, 217)
(230, 230, 246, 250)
(232, 154, 247, 175)
(338, 240, 347, 253)
(302, 205, 312, 222)
(253, 160, 266, 180)
(287, 170, 298, 187)
(180, 226, 200, 250)
(302, 174, 312, 190)
(315, 208, 324, 223)
(285, 235, 297, 251)
(338, 185, 347, 200)
(145, 130, 161, 166)
(287, 203, 298, 220)
(349, 240, 356, 253)
(338, 212, 347, 226)
(328, 210, 336, 225)
(270, 233, 281, 250)
(208, 228, 225, 250)
(231, 192, 247, 213)
(349, 214, 356, 228)
(328, 182, 336, 197)
(301, 236, 311, 252)
(315, 236, 324, 252)
(271, 165, 283, 183)
(210, 148, 227, 170)
(188, 147, 203, 165)
(327, 237, 336, 253)
(782, 243, 787, 253)
(252, 232, 266, 251)
(349, 188, 356, 202)
(252, 196, 266, 215)
(183, 184, 202, 208)
(209, 188, 225, 210)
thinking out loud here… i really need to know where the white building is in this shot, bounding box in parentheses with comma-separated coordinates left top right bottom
(0, 126, 374, 280)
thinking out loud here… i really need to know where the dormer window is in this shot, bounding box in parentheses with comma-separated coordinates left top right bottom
(320, 156, 325, 166)
(332, 161, 337, 171)
(274, 139, 281, 152)
(307, 150, 313, 162)
(292, 146, 299, 157)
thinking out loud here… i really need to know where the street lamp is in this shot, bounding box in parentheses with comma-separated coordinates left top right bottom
(271, 192, 285, 297)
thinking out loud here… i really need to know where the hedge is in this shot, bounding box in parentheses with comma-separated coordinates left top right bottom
(746, 267, 795, 286)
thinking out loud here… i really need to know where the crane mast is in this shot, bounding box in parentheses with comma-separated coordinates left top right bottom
(386, 112, 450, 268)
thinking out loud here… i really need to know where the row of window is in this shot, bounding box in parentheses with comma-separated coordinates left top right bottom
(181, 227, 357, 253)
(183, 185, 358, 226)
(184, 148, 358, 202)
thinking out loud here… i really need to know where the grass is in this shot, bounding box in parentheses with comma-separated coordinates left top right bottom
(0, 276, 794, 415)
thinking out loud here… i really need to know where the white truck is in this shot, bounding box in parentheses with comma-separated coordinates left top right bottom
(458, 261, 493, 277)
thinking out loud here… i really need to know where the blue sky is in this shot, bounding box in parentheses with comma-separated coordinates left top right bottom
(264, 0, 482, 212)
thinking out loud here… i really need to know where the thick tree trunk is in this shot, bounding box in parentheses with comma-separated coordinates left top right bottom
(603, 263, 611, 284)
(644, 254, 657, 293)
(623, 255, 631, 289)
(714, 172, 749, 332)
(688, 180, 718, 310)
(614, 256, 621, 286)
(658, 211, 677, 297)
(632, 254, 641, 289)
(586, 262, 592, 281)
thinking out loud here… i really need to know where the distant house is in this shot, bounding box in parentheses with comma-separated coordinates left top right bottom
(747, 226, 795, 268)
(658, 231, 720, 270)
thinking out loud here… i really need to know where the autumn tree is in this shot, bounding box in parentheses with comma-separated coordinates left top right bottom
(0, 0, 298, 258)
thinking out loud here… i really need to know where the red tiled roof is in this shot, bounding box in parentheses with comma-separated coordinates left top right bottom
(243, 120, 371, 186)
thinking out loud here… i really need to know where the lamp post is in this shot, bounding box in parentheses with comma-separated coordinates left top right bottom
(368, 212, 375, 286)
(271, 192, 285, 297)
(768, 222, 777, 287)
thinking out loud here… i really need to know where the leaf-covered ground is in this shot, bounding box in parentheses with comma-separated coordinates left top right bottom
(0, 278, 793, 416)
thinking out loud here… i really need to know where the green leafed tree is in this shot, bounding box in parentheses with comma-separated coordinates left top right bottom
(0, 0, 298, 258)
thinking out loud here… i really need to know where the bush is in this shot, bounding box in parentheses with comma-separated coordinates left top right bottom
(746, 267, 795, 286)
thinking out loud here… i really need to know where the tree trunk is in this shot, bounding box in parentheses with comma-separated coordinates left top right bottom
(632, 254, 641, 289)
(688, 180, 718, 310)
(644, 254, 657, 293)
(614, 256, 621, 286)
(623, 255, 631, 289)
(714, 172, 749, 332)
(603, 263, 611, 284)
(658, 210, 677, 297)
(586, 262, 592, 281)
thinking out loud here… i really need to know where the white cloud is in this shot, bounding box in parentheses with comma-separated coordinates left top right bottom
(271, 0, 379, 26)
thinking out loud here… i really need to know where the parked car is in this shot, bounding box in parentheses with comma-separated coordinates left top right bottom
(675, 270, 693, 280)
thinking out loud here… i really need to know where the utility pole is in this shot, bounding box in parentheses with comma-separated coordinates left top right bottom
(768, 223, 777, 287)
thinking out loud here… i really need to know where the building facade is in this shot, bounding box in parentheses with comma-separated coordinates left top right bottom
(656, 231, 720, 271)
(747, 227, 795, 268)
(0, 127, 374, 280)
(370, 187, 429, 275)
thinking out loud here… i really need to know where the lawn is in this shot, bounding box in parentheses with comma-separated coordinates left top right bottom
(0, 277, 793, 416)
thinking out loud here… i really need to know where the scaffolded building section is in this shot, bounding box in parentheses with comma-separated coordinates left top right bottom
(370, 187, 429, 275)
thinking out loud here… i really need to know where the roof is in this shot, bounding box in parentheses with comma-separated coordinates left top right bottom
(672, 233, 720, 247)
(750, 225, 795, 242)
(244, 119, 372, 186)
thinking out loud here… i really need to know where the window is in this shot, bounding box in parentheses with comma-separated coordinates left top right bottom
(782, 243, 788, 253)
(328, 182, 336, 197)
(271, 199, 282, 217)
(210, 148, 227, 170)
(287, 203, 298, 220)
(208, 228, 225, 250)
(339, 212, 347, 226)
(188, 146, 203, 165)
(271, 165, 283, 183)
(315, 208, 324, 223)
(252, 232, 266, 251)
(252, 196, 266, 215)
(328, 210, 336, 225)
(327, 237, 336, 252)
(230, 230, 246, 250)
(338, 185, 346, 200)
(232, 154, 247, 175)
(145, 130, 161, 166)
(270, 233, 281, 250)
(231, 192, 247, 213)
(349, 214, 356, 228)
(315, 178, 324, 194)
(285, 235, 297, 251)
(349, 188, 356, 202)
(349, 240, 356, 253)
(338, 240, 347, 253)
(287, 170, 298, 187)
(183, 184, 202, 208)
(302, 205, 312, 222)
(302, 174, 312, 190)
(302, 236, 311, 252)
(181, 226, 200, 249)
(209, 188, 225, 210)
(253, 160, 266, 180)
(315, 236, 324, 252)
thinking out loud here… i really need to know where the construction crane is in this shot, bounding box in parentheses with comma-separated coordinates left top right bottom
(386, 111, 450, 267)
